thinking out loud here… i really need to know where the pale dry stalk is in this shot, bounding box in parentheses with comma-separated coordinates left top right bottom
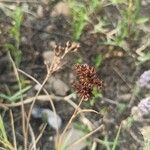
(57, 97, 84, 149)
(25, 41, 79, 149)
(8, 52, 26, 150)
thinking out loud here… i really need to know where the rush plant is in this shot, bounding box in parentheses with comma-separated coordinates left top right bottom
(57, 64, 103, 149)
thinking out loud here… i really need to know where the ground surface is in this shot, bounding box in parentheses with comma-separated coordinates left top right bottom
(0, 1, 150, 150)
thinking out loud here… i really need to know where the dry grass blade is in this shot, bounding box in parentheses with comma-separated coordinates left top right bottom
(0, 147, 8, 150)
(68, 124, 104, 148)
(9, 110, 17, 150)
(0, 103, 8, 110)
(76, 109, 99, 115)
(91, 141, 97, 150)
(7, 52, 26, 150)
(58, 98, 84, 149)
(29, 124, 36, 150)
(25, 72, 51, 145)
(3, 95, 56, 107)
(30, 124, 47, 150)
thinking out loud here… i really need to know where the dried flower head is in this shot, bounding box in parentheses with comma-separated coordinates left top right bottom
(46, 41, 80, 74)
(73, 64, 103, 100)
(54, 41, 80, 58)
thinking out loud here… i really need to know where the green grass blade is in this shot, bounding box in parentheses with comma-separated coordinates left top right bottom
(104, 136, 111, 150)
(0, 115, 7, 141)
(0, 85, 31, 102)
(0, 94, 11, 101)
(10, 85, 31, 102)
(112, 124, 122, 150)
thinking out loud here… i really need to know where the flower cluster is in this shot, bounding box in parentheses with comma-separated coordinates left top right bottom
(138, 97, 150, 117)
(73, 64, 103, 100)
(138, 70, 150, 87)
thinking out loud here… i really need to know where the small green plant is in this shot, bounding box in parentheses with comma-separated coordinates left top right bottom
(110, 0, 125, 4)
(0, 85, 31, 103)
(93, 54, 103, 69)
(91, 87, 102, 106)
(0, 114, 15, 150)
(111, 123, 122, 150)
(67, 0, 102, 40)
(84, 87, 102, 107)
(99, 136, 119, 150)
(106, 0, 149, 49)
(137, 52, 150, 65)
(116, 103, 127, 113)
(5, 7, 23, 66)
(75, 56, 83, 64)
(74, 122, 92, 149)
(92, 17, 109, 35)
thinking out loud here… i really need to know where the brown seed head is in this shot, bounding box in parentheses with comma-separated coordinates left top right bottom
(73, 64, 103, 100)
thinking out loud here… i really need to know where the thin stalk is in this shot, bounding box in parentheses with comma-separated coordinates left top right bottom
(25, 57, 60, 148)
(58, 98, 84, 149)
(30, 124, 47, 150)
(9, 110, 17, 150)
(68, 124, 104, 148)
(25, 72, 50, 149)
(8, 52, 26, 150)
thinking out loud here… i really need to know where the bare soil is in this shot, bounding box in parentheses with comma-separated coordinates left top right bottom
(0, 1, 149, 150)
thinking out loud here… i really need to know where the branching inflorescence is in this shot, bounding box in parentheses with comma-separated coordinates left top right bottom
(46, 41, 80, 74)
(73, 64, 103, 100)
